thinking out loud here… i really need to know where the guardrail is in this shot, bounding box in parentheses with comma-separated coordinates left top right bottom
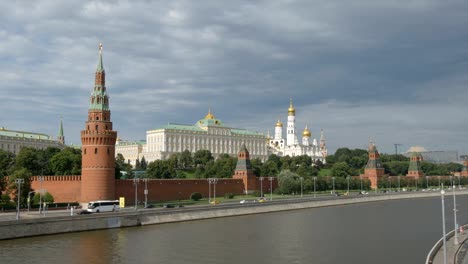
(425, 224, 468, 264)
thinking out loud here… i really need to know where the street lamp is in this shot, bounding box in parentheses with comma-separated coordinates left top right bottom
(300, 177, 303, 198)
(388, 177, 392, 192)
(208, 178, 218, 204)
(415, 178, 418, 191)
(438, 176, 441, 189)
(398, 175, 401, 192)
(37, 176, 44, 213)
(332, 177, 335, 195)
(260, 177, 264, 198)
(426, 176, 429, 190)
(313, 177, 317, 198)
(346, 176, 350, 195)
(15, 178, 24, 220)
(133, 177, 140, 210)
(360, 175, 363, 193)
(452, 184, 459, 245)
(458, 175, 461, 189)
(441, 188, 447, 264)
(143, 178, 148, 208)
(268, 177, 274, 201)
(27, 191, 35, 212)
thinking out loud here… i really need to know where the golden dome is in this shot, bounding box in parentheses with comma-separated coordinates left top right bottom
(275, 119, 283, 127)
(302, 125, 311, 137)
(204, 108, 215, 119)
(288, 98, 295, 116)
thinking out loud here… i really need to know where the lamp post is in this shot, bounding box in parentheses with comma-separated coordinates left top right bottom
(398, 175, 400, 192)
(260, 177, 264, 198)
(360, 175, 363, 193)
(208, 178, 218, 204)
(268, 177, 274, 201)
(441, 188, 447, 264)
(133, 177, 140, 210)
(207, 178, 211, 204)
(332, 177, 335, 195)
(426, 176, 429, 190)
(415, 178, 418, 191)
(143, 178, 148, 208)
(452, 184, 459, 245)
(388, 177, 392, 192)
(27, 191, 35, 212)
(458, 175, 461, 189)
(15, 178, 24, 220)
(37, 176, 44, 213)
(300, 177, 303, 198)
(346, 176, 350, 195)
(313, 177, 317, 198)
(438, 176, 441, 189)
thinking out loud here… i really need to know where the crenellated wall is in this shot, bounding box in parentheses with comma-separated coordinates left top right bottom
(114, 178, 245, 206)
(30, 176, 82, 203)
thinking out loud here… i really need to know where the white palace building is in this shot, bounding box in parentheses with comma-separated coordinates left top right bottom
(267, 99, 327, 163)
(116, 110, 269, 166)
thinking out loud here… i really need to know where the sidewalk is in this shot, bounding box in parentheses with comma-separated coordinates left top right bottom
(431, 227, 468, 264)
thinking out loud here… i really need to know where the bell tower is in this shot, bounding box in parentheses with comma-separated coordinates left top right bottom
(363, 142, 385, 189)
(80, 44, 117, 203)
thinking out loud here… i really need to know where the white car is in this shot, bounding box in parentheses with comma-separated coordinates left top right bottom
(240, 200, 247, 204)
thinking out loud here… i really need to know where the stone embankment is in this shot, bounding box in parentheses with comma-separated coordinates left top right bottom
(1, 191, 467, 240)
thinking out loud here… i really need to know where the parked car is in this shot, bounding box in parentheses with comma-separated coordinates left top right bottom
(163, 204, 174, 208)
(79, 210, 93, 215)
(240, 200, 248, 204)
(210, 200, 220, 205)
(258, 198, 267, 203)
(144, 204, 154, 209)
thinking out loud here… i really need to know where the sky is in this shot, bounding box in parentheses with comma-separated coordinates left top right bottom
(1, 0, 467, 155)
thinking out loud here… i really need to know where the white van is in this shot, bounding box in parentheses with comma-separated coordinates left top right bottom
(86, 200, 120, 213)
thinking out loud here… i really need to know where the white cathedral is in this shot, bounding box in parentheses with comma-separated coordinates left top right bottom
(267, 99, 328, 163)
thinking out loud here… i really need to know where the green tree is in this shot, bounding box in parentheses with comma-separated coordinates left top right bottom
(261, 154, 281, 176)
(115, 153, 132, 179)
(48, 147, 81, 175)
(8, 168, 32, 205)
(0, 149, 14, 191)
(250, 158, 262, 176)
(11, 147, 40, 174)
(146, 160, 173, 179)
(277, 170, 301, 194)
(140, 156, 148, 170)
(178, 150, 193, 169)
(331, 162, 352, 177)
(193, 150, 213, 168)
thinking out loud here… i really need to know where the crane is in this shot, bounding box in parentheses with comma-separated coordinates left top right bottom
(394, 144, 403, 155)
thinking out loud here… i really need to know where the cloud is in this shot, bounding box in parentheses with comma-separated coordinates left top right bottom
(1, 0, 468, 156)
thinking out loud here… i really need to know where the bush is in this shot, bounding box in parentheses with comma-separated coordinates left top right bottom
(190, 192, 202, 201)
(224, 193, 234, 199)
(32, 192, 54, 205)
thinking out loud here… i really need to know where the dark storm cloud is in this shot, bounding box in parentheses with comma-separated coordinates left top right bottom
(1, 0, 468, 153)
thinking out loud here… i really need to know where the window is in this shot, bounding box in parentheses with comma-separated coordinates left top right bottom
(107, 148, 110, 155)
(84, 148, 86, 154)
(96, 116, 99, 121)
(95, 148, 98, 154)
(95, 125, 98, 130)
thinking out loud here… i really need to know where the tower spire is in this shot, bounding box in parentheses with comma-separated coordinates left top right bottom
(89, 43, 109, 111)
(97, 43, 104, 72)
(57, 117, 65, 144)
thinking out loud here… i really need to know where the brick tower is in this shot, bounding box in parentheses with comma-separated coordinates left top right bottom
(362, 142, 385, 189)
(462, 157, 468, 177)
(406, 152, 424, 178)
(232, 143, 256, 194)
(80, 44, 117, 204)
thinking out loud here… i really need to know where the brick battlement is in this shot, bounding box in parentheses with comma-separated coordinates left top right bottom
(31, 175, 82, 181)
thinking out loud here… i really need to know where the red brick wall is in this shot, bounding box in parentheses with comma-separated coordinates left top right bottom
(30, 176, 81, 203)
(114, 179, 245, 206)
(256, 177, 278, 195)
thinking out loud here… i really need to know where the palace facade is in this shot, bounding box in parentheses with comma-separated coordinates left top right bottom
(116, 110, 269, 165)
(0, 121, 65, 155)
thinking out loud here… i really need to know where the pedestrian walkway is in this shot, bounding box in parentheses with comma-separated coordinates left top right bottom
(431, 226, 468, 264)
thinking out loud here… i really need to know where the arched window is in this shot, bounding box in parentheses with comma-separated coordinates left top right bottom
(95, 148, 98, 154)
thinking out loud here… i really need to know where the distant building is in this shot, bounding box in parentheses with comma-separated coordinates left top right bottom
(404, 146, 458, 164)
(116, 109, 269, 165)
(267, 99, 327, 163)
(0, 124, 65, 155)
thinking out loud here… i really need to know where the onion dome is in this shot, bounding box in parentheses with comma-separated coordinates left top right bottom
(205, 108, 215, 119)
(302, 125, 311, 137)
(276, 119, 283, 127)
(288, 98, 295, 116)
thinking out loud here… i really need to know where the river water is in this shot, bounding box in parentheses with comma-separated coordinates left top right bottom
(1, 194, 467, 264)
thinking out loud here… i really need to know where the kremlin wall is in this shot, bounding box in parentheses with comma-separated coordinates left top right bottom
(5, 44, 468, 207)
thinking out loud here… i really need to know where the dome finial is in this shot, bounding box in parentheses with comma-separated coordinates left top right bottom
(205, 107, 215, 119)
(288, 98, 295, 116)
(302, 124, 311, 137)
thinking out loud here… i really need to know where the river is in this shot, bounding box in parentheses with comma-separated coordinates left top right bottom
(1, 194, 466, 264)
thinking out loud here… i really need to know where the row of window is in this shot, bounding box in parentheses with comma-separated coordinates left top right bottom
(83, 147, 111, 155)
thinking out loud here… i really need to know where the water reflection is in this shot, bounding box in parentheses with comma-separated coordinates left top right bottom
(0, 195, 465, 264)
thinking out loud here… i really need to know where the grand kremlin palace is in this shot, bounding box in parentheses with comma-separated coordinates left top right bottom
(116, 110, 269, 166)
(0, 124, 65, 155)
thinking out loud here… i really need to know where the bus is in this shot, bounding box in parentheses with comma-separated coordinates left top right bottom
(86, 200, 120, 213)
